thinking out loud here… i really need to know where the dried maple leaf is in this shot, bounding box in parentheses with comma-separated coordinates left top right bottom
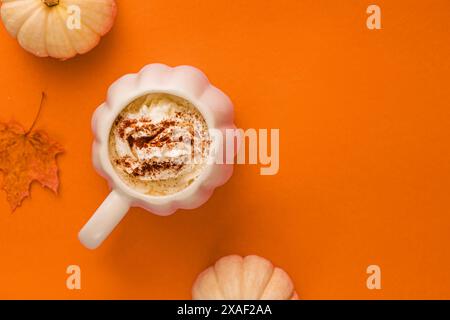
(0, 93, 63, 211)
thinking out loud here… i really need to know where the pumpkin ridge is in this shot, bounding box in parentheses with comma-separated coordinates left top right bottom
(55, 3, 101, 55)
(212, 264, 227, 300)
(58, 1, 104, 37)
(238, 260, 244, 300)
(262, 268, 295, 300)
(46, 6, 75, 58)
(53, 5, 77, 55)
(42, 4, 49, 56)
(1, 0, 42, 37)
(5, 1, 37, 38)
(17, 5, 48, 57)
(257, 264, 276, 300)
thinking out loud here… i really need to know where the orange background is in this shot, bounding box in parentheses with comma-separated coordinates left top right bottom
(0, 0, 450, 299)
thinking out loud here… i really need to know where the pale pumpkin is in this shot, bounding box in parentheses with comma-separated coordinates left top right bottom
(192, 255, 298, 300)
(1, 0, 117, 59)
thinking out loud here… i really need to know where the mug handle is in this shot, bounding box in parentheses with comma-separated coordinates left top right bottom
(78, 190, 131, 249)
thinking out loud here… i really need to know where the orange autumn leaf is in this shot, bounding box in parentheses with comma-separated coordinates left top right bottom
(0, 94, 63, 211)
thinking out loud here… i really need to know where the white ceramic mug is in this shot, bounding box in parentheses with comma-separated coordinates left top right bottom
(78, 64, 236, 249)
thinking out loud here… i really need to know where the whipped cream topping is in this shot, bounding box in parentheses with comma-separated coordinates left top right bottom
(109, 94, 210, 195)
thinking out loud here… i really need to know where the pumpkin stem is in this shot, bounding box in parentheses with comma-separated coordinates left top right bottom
(42, 0, 59, 7)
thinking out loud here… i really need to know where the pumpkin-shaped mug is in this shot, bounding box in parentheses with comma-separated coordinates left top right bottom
(78, 64, 236, 249)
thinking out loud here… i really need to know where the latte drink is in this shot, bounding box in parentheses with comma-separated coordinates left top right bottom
(109, 93, 211, 196)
